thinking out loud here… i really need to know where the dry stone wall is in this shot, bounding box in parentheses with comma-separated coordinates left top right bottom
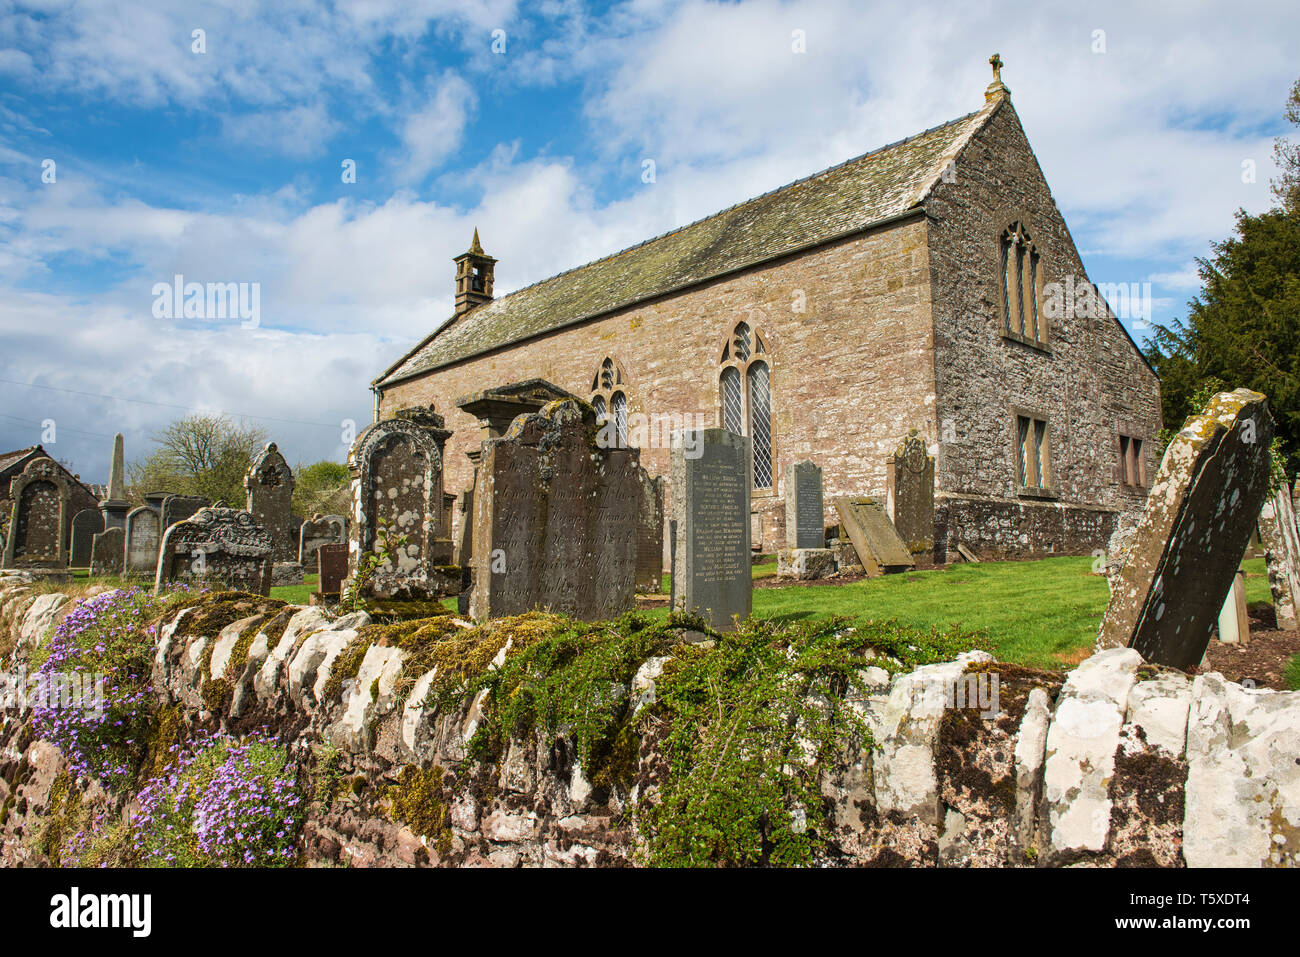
(1, 571, 1296, 868)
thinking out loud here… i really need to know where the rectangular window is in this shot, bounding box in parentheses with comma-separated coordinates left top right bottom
(1118, 435, 1145, 486)
(1016, 414, 1052, 491)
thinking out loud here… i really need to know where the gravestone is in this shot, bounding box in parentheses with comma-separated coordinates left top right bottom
(1217, 569, 1250, 645)
(1257, 485, 1300, 631)
(298, 513, 347, 567)
(636, 471, 666, 593)
(669, 428, 752, 631)
(161, 494, 209, 531)
(785, 461, 824, 548)
(70, 508, 104, 568)
(317, 542, 348, 596)
(154, 506, 273, 596)
(98, 433, 131, 531)
(348, 406, 457, 601)
(455, 379, 575, 611)
(470, 398, 640, 621)
(1096, 389, 1275, 669)
(124, 506, 161, 576)
(143, 492, 169, 513)
(886, 428, 935, 554)
(245, 442, 296, 564)
(833, 497, 914, 576)
(89, 526, 124, 577)
(2, 457, 71, 568)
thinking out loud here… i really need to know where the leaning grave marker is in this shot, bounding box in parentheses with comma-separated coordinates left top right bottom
(670, 427, 752, 631)
(124, 505, 161, 576)
(833, 496, 914, 576)
(469, 398, 640, 621)
(1096, 388, 1275, 669)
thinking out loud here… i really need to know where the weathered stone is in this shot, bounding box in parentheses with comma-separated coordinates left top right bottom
(470, 398, 639, 621)
(1042, 647, 1141, 855)
(154, 506, 273, 595)
(2, 458, 71, 568)
(1257, 485, 1300, 630)
(886, 429, 935, 554)
(776, 547, 836, 580)
(271, 562, 304, 587)
(669, 428, 751, 632)
(784, 460, 824, 549)
(833, 496, 913, 577)
(1097, 389, 1275, 669)
(317, 542, 348, 595)
(124, 505, 160, 576)
(635, 472, 665, 593)
(1124, 669, 1192, 758)
(69, 508, 103, 568)
(348, 406, 457, 601)
(298, 513, 346, 568)
(89, 526, 124, 577)
(245, 442, 296, 564)
(1184, 672, 1300, 867)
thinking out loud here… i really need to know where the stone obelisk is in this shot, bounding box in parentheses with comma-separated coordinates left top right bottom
(99, 432, 131, 531)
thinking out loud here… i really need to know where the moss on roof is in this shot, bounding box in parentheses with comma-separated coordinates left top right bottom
(378, 104, 994, 386)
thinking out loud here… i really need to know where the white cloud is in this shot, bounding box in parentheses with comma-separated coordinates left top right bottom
(221, 103, 344, 159)
(395, 72, 477, 182)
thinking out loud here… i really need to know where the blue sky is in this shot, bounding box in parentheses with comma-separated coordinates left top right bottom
(0, 0, 1296, 483)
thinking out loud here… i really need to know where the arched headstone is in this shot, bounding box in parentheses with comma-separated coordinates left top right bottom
(2, 457, 71, 568)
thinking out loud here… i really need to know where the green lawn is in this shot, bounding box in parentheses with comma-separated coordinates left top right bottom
(73, 555, 1276, 672)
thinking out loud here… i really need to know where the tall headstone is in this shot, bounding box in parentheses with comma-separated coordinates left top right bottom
(298, 513, 347, 567)
(1257, 485, 1300, 630)
(143, 491, 168, 513)
(124, 505, 161, 576)
(154, 506, 273, 596)
(348, 406, 456, 601)
(2, 458, 71, 568)
(886, 428, 935, 555)
(161, 494, 209, 531)
(636, 472, 666, 593)
(245, 442, 296, 564)
(69, 508, 104, 568)
(670, 428, 752, 631)
(785, 460, 824, 548)
(833, 497, 914, 576)
(89, 526, 125, 577)
(470, 399, 640, 621)
(1096, 389, 1275, 669)
(455, 379, 575, 611)
(98, 433, 131, 531)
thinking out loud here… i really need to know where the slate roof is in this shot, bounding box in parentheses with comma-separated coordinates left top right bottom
(376, 103, 996, 386)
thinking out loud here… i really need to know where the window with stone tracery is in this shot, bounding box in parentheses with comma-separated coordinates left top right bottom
(1001, 222, 1046, 346)
(719, 321, 773, 490)
(590, 357, 630, 448)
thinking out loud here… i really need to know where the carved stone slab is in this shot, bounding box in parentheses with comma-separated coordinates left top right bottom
(154, 506, 274, 596)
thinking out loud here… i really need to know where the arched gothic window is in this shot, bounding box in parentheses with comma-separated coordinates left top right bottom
(590, 357, 630, 448)
(719, 321, 773, 489)
(1001, 222, 1045, 345)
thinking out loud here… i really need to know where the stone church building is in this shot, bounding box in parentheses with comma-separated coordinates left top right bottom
(373, 61, 1162, 560)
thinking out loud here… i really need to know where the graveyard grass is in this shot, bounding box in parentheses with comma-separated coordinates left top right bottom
(259, 557, 1264, 672)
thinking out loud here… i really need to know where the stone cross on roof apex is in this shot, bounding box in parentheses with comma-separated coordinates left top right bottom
(985, 52, 1010, 103)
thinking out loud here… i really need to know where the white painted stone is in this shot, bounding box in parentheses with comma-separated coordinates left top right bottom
(400, 667, 439, 759)
(18, 593, 68, 653)
(1043, 647, 1142, 854)
(630, 655, 668, 713)
(329, 644, 405, 753)
(483, 807, 539, 843)
(287, 621, 364, 710)
(1013, 686, 1052, 845)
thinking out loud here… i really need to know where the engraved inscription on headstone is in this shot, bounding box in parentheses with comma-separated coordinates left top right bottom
(317, 542, 348, 596)
(785, 460, 824, 549)
(670, 428, 751, 631)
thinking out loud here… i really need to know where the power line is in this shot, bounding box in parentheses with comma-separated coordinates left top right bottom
(0, 412, 120, 440)
(0, 377, 353, 430)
